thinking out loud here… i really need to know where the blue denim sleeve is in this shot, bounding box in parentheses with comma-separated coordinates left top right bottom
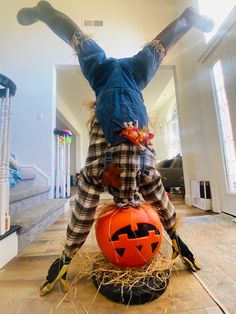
(123, 44, 164, 90)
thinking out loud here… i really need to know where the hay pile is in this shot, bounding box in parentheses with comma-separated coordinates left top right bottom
(72, 249, 174, 292)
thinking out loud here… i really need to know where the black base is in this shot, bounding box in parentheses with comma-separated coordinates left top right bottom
(93, 267, 170, 305)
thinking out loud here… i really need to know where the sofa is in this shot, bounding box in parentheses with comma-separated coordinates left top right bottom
(156, 155, 184, 192)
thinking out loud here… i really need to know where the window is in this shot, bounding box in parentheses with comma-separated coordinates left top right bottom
(198, 0, 235, 42)
(167, 103, 181, 158)
(211, 59, 236, 193)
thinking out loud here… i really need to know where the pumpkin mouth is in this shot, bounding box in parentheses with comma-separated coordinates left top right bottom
(110, 223, 160, 257)
(110, 223, 160, 241)
(114, 243, 159, 257)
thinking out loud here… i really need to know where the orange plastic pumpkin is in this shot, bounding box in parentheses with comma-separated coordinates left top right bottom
(95, 203, 162, 268)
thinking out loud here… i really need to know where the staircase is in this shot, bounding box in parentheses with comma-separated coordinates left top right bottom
(0, 73, 69, 267)
(9, 169, 68, 252)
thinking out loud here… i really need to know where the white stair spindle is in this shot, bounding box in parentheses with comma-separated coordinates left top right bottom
(55, 134, 60, 198)
(66, 140, 71, 198)
(59, 135, 66, 198)
(0, 96, 6, 235)
(4, 90, 11, 232)
(0, 89, 11, 235)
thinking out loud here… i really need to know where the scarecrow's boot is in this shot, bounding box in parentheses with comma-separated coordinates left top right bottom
(39, 251, 72, 296)
(153, 7, 214, 55)
(17, 0, 81, 45)
(169, 230, 201, 272)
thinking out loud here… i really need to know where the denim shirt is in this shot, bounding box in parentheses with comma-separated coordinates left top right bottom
(75, 34, 163, 145)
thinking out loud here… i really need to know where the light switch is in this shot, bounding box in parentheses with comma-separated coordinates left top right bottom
(37, 112, 44, 120)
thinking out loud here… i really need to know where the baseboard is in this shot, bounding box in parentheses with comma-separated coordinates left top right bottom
(185, 193, 192, 206)
(0, 226, 20, 269)
(64, 198, 70, 212)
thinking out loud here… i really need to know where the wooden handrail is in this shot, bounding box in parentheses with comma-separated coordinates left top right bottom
(0, 73, 17, 97)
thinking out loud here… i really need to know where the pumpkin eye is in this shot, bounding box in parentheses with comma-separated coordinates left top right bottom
(151, 242, 159, 253)
(136, 242, 159, 253)
(137, 245, 142, 251)
(115, 248, 125, 257)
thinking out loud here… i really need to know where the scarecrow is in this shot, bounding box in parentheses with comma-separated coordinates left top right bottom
(17, 1, 214, 297)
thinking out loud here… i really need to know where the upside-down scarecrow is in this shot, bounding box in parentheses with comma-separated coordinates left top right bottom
(17, 1, 214, 296)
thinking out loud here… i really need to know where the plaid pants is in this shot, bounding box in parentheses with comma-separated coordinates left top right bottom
(64, 120, 176, 257)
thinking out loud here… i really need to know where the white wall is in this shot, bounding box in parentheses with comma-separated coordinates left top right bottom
(165, 1, 236, 213)
(198, 8, 236, 215)
(163, 0, 216, 205)
(155, 97, 176, 160)
(3, 0, 231, 214)
(1, 1, 76, 188)
(0, 0, 176, 186)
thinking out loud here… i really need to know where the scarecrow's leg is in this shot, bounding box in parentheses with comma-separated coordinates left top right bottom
(17, 0, 80, 45)
(17, 1, 106, 86)
(154, 7, 214, 53)
(124, 7, 214, 90)
(40, 168, 103, 296)
(139, 168, 201, 272)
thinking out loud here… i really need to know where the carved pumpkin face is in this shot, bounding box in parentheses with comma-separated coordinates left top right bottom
(95, 203, 162, 268)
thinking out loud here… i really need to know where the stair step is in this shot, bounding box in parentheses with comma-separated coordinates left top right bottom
(9, 186, 50, 216)
(11, 173, 36, 190)
(11, 199, 68, 251)
(10, 186, 50, 203)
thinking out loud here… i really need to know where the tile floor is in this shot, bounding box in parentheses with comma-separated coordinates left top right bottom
(0, 193, 223, 314)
